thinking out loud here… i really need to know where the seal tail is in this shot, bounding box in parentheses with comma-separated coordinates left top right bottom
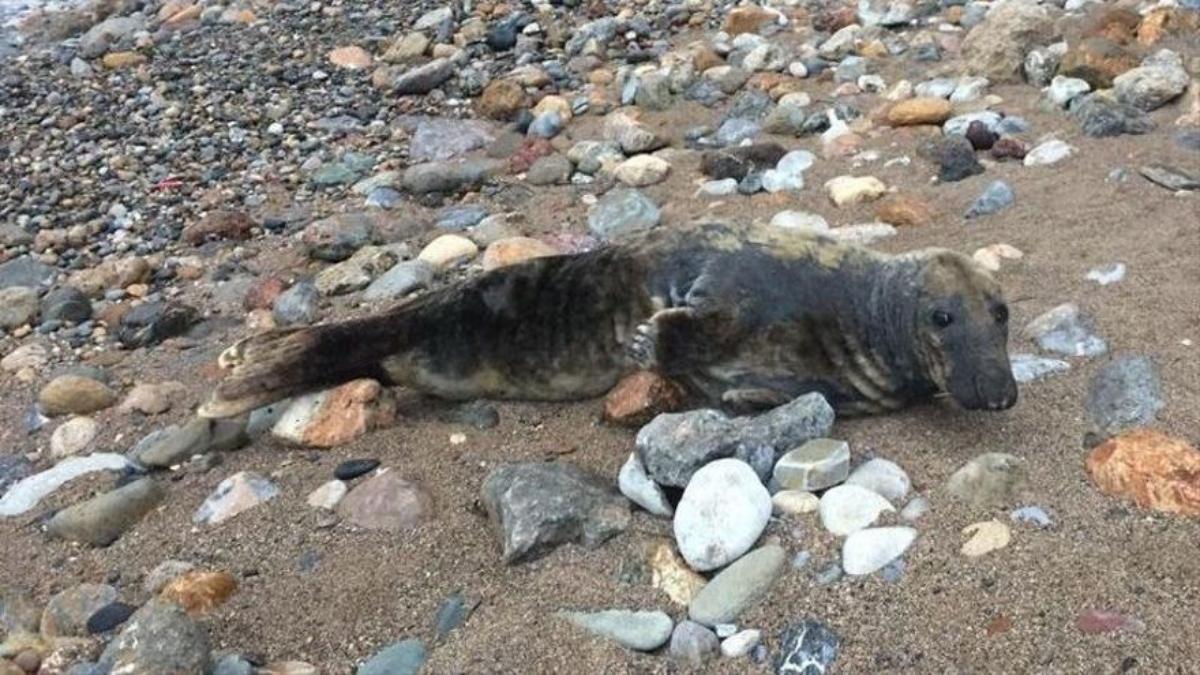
(197, 309, 414, 419)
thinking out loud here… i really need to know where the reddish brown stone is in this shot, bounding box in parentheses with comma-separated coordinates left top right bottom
(990, 137, 1027, 161)
(1085, 428, 1200, 516)
(274, 379, 398, 448)
(243, 277, 288, 311)
(477, 79, 528, 121)
(507, 138, 556, 174)
(182, 210, 255, 245)
(1076, 609, 1142, 635)
(481, 237, 558, 271)
(159, 571, 237, 616)
(811, 4, 856, 33)
(1082, 7, 1141, 45)
(1059, 37, 1141, 89)
(603, 371, 686, 427)
(985, 614, 1013, 636)
(336, 470, 433, 532)
(1137, 8, 1199, 47)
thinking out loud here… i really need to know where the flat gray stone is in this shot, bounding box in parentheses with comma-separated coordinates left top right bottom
(688, 545, 785, 626)
(562, 609, 673, 651)
(47, 478, 165, 546)
(773, 439, 850, 491)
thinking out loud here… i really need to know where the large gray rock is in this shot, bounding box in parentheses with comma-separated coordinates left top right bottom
(47, 478, 165, 546)
(637, 393, 834, 488)
(132, 418, 214, 468)
(1113, 50, 1189, 112)
(1085, 355, 1164, 443)
(0, 286, 39, 330)
(408, 117, 495, 162)
(480, 462, 630, 564)
(78, 15, 144, 58)
(688, 545, 785, 626)
(97, 600, 212, 674)
(363, 260, 434, 302)
(1023, 303, 1107, 357)
(0, 257, 55, 290)
(561, 609, 673, 651)
(387, 58, 455, 95)
(357, 638, 427, 675)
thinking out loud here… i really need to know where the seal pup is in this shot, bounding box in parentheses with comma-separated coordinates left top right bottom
(198, 222, 1017, 419)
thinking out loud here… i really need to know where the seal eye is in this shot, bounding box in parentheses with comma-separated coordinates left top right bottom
(931, 310, 953, 328)
(993, 304, 1009, 324)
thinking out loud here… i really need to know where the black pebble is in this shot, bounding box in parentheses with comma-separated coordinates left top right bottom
(87, 602, 137, 634)
(335, 458, 380, 481)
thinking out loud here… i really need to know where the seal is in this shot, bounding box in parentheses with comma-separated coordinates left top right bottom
(198, 222, 1018, 419)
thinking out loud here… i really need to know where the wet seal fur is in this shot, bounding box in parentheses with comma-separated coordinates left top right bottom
(199, 222, 1018, 419)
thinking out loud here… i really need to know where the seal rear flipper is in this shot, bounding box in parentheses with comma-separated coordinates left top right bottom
(198, 318, 402, 418)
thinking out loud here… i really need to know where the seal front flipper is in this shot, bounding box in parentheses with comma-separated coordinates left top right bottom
(629, 305, 740, 375)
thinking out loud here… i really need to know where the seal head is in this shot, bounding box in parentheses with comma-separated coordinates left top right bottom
(913, 251, 1018, 411)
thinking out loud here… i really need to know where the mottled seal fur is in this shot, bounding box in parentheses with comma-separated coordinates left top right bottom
(199, 222, 1017, 419)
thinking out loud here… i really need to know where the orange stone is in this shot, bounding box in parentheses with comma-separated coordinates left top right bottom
(1137, 8, 1198, 47)
(163, 3, 201, 25)
(875, 195, 936, 227)
(690, 47, 724, 73)
(1082, 7, 1141, 45)
(477, 79, 528, 121)
(1085, 429, 1200, 516)
(481, 237, 558, 271)
(298, 379, 396, 448)
(886, 97, 953, 126)
(603, 371, 686, 427)
(328, 45, 372, 69)
(159, 571, 237, 616)
(1059, 37, 1140, 89)
(724, 5, 775, 35)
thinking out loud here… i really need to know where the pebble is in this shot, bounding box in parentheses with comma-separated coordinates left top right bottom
(401, 159, 503, 195)
(1045, 76, 1091, 107)
(96, 601, 211, 674)
(900, 496, 930, 522)
(47, 477, 165, 546)
(674, 458, 772, 572)
(1010, 354, 1071, 383)
(38, 375, 117, 416)
(357, 639, 427, 675)
(273, 281, 320, 326)
(944, 453, 1027, 509)
(825, 175, 887, 206)
(306, 480, 348, 511)
(771, 490, 820, 516)
(770, 210, 829, 233)
(1085, 355, 1163, 443)
(481, 462, 629, 564)
(604, 111, 666, 154)
(2, 343, 48, 372)
(669, 620, 720, 667)
(271, 379, 396, 448)
(842, 526, 917, 576)
(650, 542, 708, 606)
(50, 416, 99, 458)
(960, 520, 1012, 557)
(417, 234, 479, 270)
(0, 453, 132, 517)
(1086, 263, 1126, 286)
(1023, 304, 1108, 357)
(772, 438, 850, 492)
(336, 469, 433, 532)
(41, 583, 119, 636)
(562, 609, 674, 651)
(618, 452, 673, 517)
(887, 97, 953, 126)
(721, 629, 762, 658)
(117, 301, 200, 349)
(433, 591, 477, 641)
(1086, 429, 1200, 515)
(1023, 140, 1074, 166)
(335, 459, 381, 481)
(587, 189, 661, 240)
(143, 561, 197, 594)
(1076, 609, 1144, 635)
(0, 286, 38, 330)
(1011, 505, 1053, 528)
(845, 458, 910, 503)
(774, 619, 841, 673)
(688, 545, 785, 626)
(819, 485, 895, 536)
(193, 471, 280, 526)
(363, 261, 434, 302)
(614, 155, 671, 187)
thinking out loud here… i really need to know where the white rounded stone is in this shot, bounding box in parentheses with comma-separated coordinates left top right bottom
(819, 484, 895, 536)
(842, 526, 917, 576)
(674, 459, 771, 572)
(845, 458, 911, 503)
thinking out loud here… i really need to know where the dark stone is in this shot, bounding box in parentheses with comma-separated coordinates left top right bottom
(116, 302, 199, 348)
(727, 90, 774, 121)
(774, 619, 840, 674)
(41, 287, 93, 324)
(1072, 95, 1154, 138)
(486, 20, 519, 51)
(87, 602, 137, 634)
(0, 454, 34, 494)
(334, 459, 380, 481)
(965, 121, 997, 150)
(932, 135, 984, 182)
(97, 600, 211, 673)
(990, 137, 1027, 161)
